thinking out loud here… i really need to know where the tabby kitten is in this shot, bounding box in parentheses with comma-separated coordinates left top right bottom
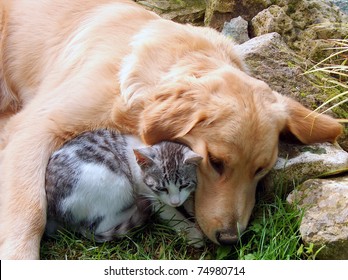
(45, 129, 203, 245)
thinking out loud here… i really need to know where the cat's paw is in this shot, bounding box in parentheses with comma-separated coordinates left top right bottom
(186, 226, 205, 248)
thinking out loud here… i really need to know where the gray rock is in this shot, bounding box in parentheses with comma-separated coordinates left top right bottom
(235, 33, 348, 130)
(234, 33, 321, 105)
(250, 0, 348, 60)
(135, 0, 206, 25)
(234, 31, 348, 150)
(262, 142, 348, 197)
(251, 5, 296, 43)
(205, 0, 271, 29)
(287, 176, 348, 259)
(222, 16, 250, 44)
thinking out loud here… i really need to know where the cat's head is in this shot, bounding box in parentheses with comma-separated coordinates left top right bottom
(134, 142, 202, 207)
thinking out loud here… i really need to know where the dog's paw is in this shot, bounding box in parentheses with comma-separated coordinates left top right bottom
(186, 226, 205, 248)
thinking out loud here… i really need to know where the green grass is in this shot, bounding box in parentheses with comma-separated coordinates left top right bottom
(40, 193, 320, 260)
(233, 196, 304, 260)
(40, 214, 214, 260)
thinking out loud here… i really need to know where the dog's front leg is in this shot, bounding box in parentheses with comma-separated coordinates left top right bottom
(0, 82, 119, 259)
(0, 115, 58, 259)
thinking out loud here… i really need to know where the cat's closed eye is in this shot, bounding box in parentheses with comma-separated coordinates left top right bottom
(179, 183, 195, 191)
(156, 187, 168, 193)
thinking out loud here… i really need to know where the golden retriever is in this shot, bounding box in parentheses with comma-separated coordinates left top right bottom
(0, 0, 342, 259)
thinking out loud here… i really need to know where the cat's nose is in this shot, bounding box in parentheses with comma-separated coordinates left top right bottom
(170, 201, 181, 207)
(170, 197, 181, 207)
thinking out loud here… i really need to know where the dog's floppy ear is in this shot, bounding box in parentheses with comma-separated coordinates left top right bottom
(139, 84, 207, 145)
(283, 96, 342, 144)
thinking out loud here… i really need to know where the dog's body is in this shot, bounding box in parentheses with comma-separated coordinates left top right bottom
(0, 0, 342, 259)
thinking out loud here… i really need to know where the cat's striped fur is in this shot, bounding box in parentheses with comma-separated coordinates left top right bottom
(45, 129, 203, 244)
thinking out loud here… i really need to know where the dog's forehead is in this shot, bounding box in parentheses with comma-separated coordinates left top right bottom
(217, 66, 272, 93)
(210, 67, 281, 111)
(205, 133, 279, 174)
(177, 67, 286, 162)
(196, 98, 281, 164)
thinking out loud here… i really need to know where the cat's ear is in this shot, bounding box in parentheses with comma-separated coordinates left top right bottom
(183, 150, 203, 166)
(133, 148, 155, 168)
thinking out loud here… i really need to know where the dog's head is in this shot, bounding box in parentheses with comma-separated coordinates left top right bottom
(119, 22, 342, 245)
(135, 68, 341, 245)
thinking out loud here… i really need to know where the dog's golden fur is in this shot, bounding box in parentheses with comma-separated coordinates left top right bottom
(0, 0, 342, 259)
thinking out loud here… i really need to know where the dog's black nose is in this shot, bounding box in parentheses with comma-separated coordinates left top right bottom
(216, 230, 239, 245)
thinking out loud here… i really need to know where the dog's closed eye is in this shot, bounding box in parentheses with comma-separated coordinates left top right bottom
(208, 153, 224, 175)
(255, 167, 263, 175)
